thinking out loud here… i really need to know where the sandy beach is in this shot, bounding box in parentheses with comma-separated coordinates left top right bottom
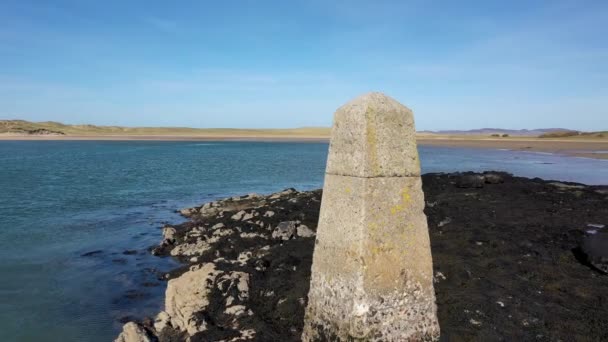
(417, 136, 608, 160)
(2, 133, 607, 160)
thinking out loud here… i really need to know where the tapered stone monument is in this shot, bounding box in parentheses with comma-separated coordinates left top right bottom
(302, 93, 440, 341)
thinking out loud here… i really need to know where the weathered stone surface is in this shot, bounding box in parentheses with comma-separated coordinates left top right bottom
(303, 92, 439, 341)
(272, 221, 297, 240)
(296, 224, 315, 238)
(325, 92, 421, 178)
(165, 263, 219, 335)
(114, 322, 155, 342)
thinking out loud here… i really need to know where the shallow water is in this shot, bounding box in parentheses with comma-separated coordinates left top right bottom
(0, 141, 606, 342)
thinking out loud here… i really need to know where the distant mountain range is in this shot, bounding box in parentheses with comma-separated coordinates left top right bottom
(419, 128, 576, 136)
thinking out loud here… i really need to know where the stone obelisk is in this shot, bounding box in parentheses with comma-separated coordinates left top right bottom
(302, 93, 440, 341)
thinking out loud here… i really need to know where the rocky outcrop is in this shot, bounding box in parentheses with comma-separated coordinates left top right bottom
(116, 172, 608, 341)
(164, 263, 219, 335)
(120, 187, 321, 341)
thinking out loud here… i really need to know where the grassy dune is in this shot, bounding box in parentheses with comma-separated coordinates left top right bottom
(0, 120, 331, 137)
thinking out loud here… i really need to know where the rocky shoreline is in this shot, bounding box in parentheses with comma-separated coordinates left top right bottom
(116, 172, 608, 342)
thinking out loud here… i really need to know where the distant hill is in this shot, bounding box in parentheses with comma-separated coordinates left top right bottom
(0, 120, 331, 137)
(419, 128, 573, 136)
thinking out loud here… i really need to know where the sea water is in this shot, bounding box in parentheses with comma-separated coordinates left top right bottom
(0, 141, 606, 342)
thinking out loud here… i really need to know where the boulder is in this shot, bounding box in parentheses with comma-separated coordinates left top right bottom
(165, 263, 220, 335)
(162, 226, 177, 243)
(272, 221, 297, 240)
(581, 232, 608, 273)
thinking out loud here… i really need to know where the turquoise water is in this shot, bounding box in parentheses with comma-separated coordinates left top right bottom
(0, 141, 606, 342)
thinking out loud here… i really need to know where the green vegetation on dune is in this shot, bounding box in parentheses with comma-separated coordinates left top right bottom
(539, 130, 607, 139)
(0, 120, 331, 137)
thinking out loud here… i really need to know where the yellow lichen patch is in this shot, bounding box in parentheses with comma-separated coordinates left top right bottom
(345, 187, 352, 194)
(402, 189, 411, 204)
(389, 188, 412, 215)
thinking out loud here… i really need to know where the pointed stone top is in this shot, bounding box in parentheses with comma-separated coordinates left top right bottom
(325, 92, 420, 178)
(339, 92, 413, 113)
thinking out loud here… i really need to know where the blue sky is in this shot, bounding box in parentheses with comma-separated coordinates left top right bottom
(0, 0, 606, 130)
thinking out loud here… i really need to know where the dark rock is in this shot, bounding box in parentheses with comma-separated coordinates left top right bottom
(580, 232, 608, 273)
(81, 250, 103, 257)
(456, 174, 485, 188)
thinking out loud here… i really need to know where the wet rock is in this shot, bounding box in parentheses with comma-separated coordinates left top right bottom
(272, 221, 297, 240)
(114, 322, 156, 342)
(162, 226, 176, 244)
